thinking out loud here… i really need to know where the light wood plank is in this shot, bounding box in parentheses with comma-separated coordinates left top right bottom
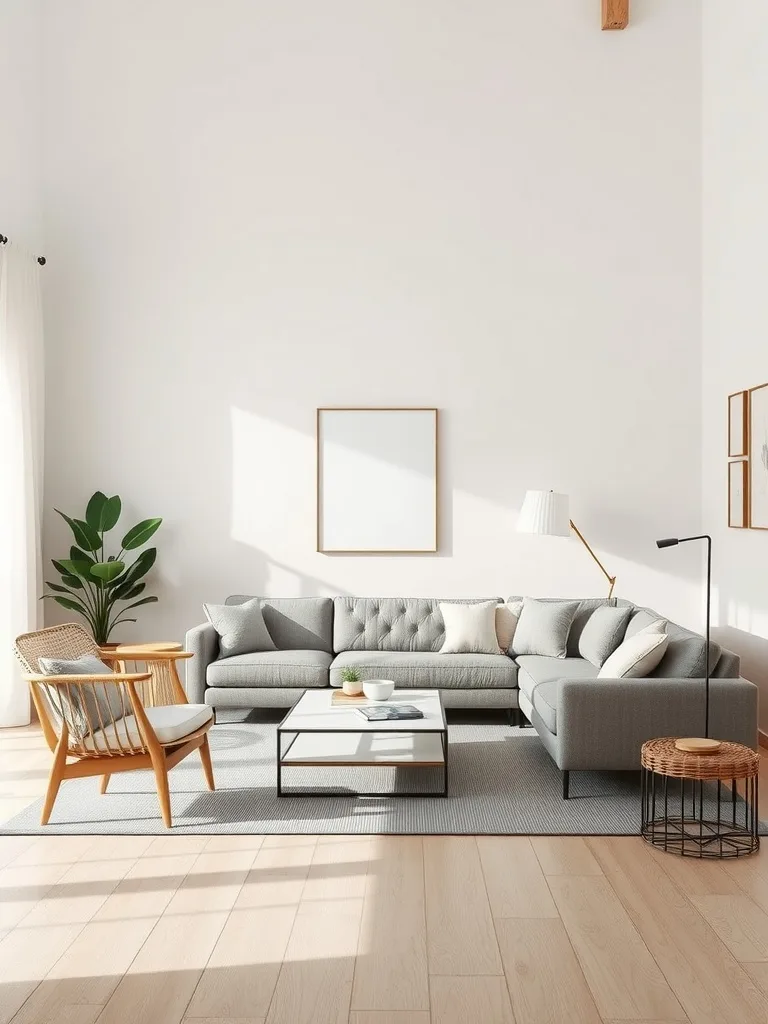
(351, 837, 428, 1013)
(349, 1014, 429, 1024)
(0, 837, 36, 871)
(266, 897, 363, 1024)
(531, 837, 602, 876)
(725, 856, 768, 916)
(424, 837, 501, 976)
(186, 841, 315, 1020)
(183, 1018, 265, 1024)
(430, 976, 514, 1024)
(548, 874, 686, 1020)
(654, 847, 743, 897)
(588, 837, 768, 1024)
(0, 921, 86, 1024)
(496, 917, 602, 1024)
(477, 836, 558, 918)
(744, 962, 768, 997)
(691, 894, 768, 963)
(96, 849, 252, 1024)
(302, 837, 373, 901)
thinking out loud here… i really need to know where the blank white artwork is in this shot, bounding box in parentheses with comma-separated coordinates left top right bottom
(728, 391, 747, 456)
(729, 460, 747, 528)
(318, 408, 437, 552)
(750, 385, 768, 529)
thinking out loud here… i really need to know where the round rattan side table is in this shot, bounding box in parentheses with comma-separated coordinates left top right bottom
(640, 738, 760, 858)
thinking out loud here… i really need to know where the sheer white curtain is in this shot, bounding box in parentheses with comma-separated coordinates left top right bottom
(0, 243, 44, 727)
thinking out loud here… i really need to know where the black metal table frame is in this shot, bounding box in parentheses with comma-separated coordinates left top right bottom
(640, 765, 760, 858)
(276, 693, 448, 798)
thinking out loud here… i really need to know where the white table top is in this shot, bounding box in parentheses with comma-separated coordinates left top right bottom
(280, 689, 445, 732)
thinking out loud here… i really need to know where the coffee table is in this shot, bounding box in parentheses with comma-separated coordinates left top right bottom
(276, 689, 448, 797)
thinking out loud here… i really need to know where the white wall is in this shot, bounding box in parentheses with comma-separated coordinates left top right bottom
(703, 1, 768, 732)
(0, 0, 43, 253)
(41, 0, 704, 644)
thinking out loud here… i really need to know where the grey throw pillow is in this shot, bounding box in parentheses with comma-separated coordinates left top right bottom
(511, 599, 580, 658)
(578, 605, 633, 667)
(204, 597, 277, 658)
(39, 654, 125, 734)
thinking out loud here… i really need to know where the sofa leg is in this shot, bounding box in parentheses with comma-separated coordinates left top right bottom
(562, 770, 570, 800)
(507, 708, 520, 727)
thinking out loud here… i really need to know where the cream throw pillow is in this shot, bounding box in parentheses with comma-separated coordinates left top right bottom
(495, 600, 523, 653)
(440, 601, 501, 655)
(598, 632, 669, 679)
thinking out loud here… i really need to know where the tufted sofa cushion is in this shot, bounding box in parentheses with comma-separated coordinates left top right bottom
(332, 597, 502, 654)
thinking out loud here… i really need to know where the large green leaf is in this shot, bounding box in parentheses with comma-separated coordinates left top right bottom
(52, 595, 90, 615)
(85, 492, 108, 531)
(112, 580, 145, 601)
(45, 581, 75, 595)
(52, 558, 71, 579)
(70, 546, 95, 566)
(58, 558, 94, 579)
(115, 547, 156, 587)
(61, 574, 84, 590)
(89, 560, 125, 583)
(121, 518, 162, 551)
(101, 495, 122, 532)
(55, 510, 102, 552)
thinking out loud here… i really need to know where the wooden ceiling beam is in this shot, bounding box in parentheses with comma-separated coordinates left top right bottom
(602, 0, 629, 30)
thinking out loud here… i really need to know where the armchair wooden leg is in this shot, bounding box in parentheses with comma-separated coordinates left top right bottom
(100, 774, 111, 795)
(199, 735, 215, 791)
(41, 736, 68, 826)
(149, 749, 173, 828)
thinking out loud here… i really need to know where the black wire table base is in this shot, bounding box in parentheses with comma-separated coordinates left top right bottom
(641, 768, 760, 859)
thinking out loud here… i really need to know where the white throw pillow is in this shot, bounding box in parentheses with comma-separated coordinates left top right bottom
(495, 600, 523, 653)
(440, 601, 501, 655)
(598, 632, 669, 679)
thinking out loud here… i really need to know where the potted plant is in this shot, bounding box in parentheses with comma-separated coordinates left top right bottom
(340, 666, 364, 696)
(43, 491, 162, 646)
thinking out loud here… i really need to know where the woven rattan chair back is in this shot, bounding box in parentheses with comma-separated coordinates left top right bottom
(13, 622, 146, 758)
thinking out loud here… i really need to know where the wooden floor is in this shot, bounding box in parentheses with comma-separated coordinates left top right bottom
(1, 726, 767, 1024)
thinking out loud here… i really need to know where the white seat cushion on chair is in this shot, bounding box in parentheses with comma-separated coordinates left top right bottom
(83, 703, 213, 752)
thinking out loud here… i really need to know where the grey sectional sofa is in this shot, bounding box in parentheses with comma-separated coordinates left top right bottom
(185, 595, 758, 796)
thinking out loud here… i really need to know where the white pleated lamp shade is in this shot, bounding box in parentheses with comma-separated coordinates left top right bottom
(517, 490, 571, 537)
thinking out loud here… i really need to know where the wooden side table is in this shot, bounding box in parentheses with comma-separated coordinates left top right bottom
(101, 642, 192, 708)
(641, 737, 760, 858)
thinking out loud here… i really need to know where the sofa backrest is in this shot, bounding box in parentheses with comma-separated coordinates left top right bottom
(625, 605, 734, 678)
(333, 597, 502, 653)
(226, 596, 334, 653)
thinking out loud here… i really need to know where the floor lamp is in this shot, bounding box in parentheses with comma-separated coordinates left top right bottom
(517, 491, 617, 599)
(656, 535, 720, 754)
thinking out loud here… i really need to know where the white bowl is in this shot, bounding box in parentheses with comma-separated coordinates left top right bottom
(362, 679, 395, 701)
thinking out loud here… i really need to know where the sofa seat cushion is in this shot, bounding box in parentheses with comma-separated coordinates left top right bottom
(84, 703, 213, 751)
(329, 651, 517, 689)
(516, 655, 596, 703)
(531, 681, 559, 735)
(207, 650, 332, 688)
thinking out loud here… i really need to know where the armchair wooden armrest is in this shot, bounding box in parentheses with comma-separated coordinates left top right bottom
(24, 672, 152, 684)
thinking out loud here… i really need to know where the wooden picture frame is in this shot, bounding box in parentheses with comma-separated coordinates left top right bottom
(316, 407, 438, 553)
(728, 459, 748, 529)
(728, 390, 748, 457)
(749, 382, 768, 530)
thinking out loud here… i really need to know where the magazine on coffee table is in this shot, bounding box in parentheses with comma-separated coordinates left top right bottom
(355, 704, 424, 722)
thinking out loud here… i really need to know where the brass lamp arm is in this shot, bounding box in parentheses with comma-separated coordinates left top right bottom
(569, 519, 616, 599)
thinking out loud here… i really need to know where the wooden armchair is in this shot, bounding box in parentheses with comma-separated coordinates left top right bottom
(13, 623, 215, 828)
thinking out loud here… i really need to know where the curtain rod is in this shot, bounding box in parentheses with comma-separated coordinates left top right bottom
(0, 235, 46, 266)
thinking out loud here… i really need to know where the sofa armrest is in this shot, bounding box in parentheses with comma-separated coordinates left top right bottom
(184, 622, 219, 703)
(556, 676, 758, 771)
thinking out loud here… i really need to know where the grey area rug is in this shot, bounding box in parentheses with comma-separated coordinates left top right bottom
(3, 712, 765, 836)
